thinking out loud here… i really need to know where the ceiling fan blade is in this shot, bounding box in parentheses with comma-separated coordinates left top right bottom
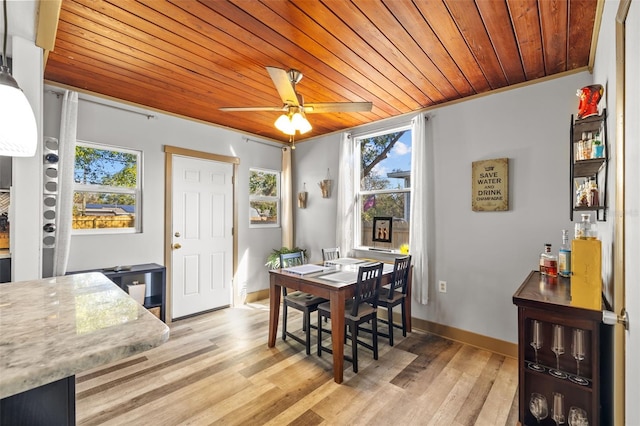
(304, 102, 372, 113)
(219, 106, 285, 112)
(266, 66, 299, 107)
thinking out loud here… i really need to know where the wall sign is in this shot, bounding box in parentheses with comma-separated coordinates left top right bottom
(472, 158, 509, 211)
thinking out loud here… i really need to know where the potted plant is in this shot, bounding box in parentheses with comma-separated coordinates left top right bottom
(265, 246, 308, 269)
(592, 131, 604, 158)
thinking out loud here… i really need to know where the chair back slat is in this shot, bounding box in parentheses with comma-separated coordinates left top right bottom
(322, 247, 340, 261)
(280, 251, 304, 268)
(351, 262, 384, 316)
(387, 255, 412, 299)
(280, 251, 305, 297)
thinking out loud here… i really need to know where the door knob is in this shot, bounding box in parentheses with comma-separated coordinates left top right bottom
(603, 308, 629, 330)
(172, 243, 182, 250)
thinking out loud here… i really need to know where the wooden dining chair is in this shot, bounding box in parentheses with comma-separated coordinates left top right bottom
(377, 255, 412, 346)
(280, 251, 327, 355)
(321, 247, 340, 262)
(316, 262, 384, 373)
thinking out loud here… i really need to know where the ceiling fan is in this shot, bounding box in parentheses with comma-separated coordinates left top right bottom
(219, 67, 372, 137)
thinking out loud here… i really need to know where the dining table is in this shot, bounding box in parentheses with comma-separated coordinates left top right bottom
(268, 258, 412, 384)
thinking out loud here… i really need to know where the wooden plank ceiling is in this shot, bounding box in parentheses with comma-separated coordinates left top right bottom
(43, 0, 598, 143)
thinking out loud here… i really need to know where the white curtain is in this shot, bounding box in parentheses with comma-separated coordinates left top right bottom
(409, 114, 432, 304)
(281, 146, 293, 248)
(336, 132, 355, 256)
(53, 90, 78, 276)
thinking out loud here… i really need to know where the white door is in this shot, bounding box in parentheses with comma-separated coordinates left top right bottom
(172, 155, 233, 319)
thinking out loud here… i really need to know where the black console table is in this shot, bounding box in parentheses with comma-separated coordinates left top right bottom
(68, 263, 166, 322)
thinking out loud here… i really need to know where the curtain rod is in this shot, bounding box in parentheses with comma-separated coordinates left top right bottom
(244, 137, 284, 149)
(348, 112, 430, 139)
(46, 90, 156, 120)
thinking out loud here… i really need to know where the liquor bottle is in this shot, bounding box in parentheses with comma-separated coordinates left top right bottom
(588, 178, 599, 207)
(575, 213, 597, 239)
(559, 230, 572, 277)
(540, 243, 558, 277)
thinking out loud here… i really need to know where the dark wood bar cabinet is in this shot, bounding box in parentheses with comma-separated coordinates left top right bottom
(513, 271, 613, 426)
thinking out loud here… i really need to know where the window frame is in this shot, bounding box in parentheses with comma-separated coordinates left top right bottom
(354, 124, 412, 250)
(72, 140, 142, 235)
(249, 167, 281, 228)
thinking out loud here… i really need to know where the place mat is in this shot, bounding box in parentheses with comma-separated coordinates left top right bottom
(320, 271, 358, 283)
(281, 264, 327, 275)
(325, 257, 367, 265)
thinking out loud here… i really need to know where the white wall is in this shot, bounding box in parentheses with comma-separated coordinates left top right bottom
(293, 135, 340, 262)
(591, 0, 618, 301)
(592, 0, 640, 422)
(10, 36, 42, 281)
(295, 72, 592, 344)
(43, 91, 283, 296)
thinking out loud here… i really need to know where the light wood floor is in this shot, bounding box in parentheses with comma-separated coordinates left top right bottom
(76, 300, 519, 425)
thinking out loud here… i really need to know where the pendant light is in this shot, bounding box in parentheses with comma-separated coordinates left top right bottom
(0, 0, 37, 157)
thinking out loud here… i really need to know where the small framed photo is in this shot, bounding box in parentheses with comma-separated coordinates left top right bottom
(372, 217, 392, 243)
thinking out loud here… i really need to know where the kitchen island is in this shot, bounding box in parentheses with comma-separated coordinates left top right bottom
(0, 272, 170, 425)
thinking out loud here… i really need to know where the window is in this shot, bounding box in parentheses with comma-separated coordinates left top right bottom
(249, 168, 280, 227)
(355, 126, 412, 250)
(73, 142, 141, 233)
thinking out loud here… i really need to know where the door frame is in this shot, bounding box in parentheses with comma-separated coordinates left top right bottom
(614, 0, 631, 423)
(163, 145, 240, 323)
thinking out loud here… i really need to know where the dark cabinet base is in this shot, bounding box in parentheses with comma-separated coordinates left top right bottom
(0, 258, 10, 283)
(0, 376, 75, 426)
(68, 263, 166, 322)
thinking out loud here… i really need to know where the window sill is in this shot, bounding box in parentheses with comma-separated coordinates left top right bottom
(353, 247, 408, 261)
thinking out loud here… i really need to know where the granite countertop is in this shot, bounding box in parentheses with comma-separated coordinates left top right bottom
(0, 272, 170, 399)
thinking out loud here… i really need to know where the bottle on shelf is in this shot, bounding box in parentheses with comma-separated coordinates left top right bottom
(576, 181, 589, 207)
(582, 132, 593, 160)
(540, 243, 558, 277)
(587, 178, 599, 207)
(559, 230, 572, 277)
(576, 132, 587, 161)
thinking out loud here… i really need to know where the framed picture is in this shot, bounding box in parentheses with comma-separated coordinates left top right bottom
(372, 217, 392, 243)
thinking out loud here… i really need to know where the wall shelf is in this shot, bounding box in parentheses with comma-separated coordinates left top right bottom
(569, 109, 608, 221)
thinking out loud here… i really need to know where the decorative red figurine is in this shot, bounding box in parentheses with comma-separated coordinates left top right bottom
(577, 84, 604, 119)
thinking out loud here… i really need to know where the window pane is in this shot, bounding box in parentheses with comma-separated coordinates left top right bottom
(360, 130, 412, 191)
(74, 146, 138, 187)
(73, 191, 136, 230)
(249, 170, 278, 197)
(72, 142, 140, 233)
(360, 193, 410, 249)
(250, 201, 278, 225)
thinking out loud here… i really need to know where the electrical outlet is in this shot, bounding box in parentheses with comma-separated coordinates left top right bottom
(439, 280, 447, 293)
